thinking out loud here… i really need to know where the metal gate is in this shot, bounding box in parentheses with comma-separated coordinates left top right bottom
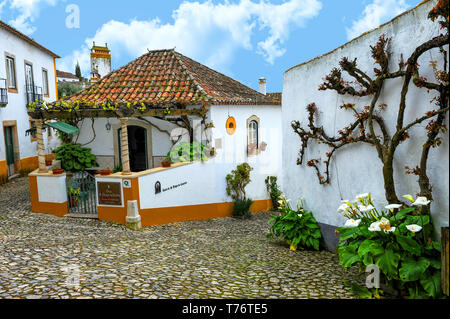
(67, 172, 97, 215)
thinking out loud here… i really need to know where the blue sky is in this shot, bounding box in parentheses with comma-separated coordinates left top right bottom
(0, 0, 417, 92)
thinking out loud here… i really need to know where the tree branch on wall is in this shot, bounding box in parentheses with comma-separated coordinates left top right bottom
(292, 0, 449, 213)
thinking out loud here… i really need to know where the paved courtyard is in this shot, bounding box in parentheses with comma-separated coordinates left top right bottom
(0, 177, 359, 299)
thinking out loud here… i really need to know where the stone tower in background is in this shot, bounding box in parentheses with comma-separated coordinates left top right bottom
(90, 42, 111, 83)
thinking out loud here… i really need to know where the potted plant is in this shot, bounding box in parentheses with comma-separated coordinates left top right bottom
(52, 169, 64, 175)
(98, 168, 112, 176)
(161, 154, 173, 168)
(260, 142, 268, 152)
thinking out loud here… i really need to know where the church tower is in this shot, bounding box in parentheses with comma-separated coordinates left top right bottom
(90, 42, 111, 83)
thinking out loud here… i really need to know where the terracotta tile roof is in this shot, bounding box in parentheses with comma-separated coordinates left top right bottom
(56, 70, 79, 80)
(68, 49, 280, 107)
(266, 92, 282, 104)
(0, 20, 60, 58)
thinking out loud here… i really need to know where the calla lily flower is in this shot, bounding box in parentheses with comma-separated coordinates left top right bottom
(406, 224, 422, 233)
(298, 214, 303, 218)
(412, 197, 431, 206)
(385, 204, 402, 212)
(344, 219, 361, 228)
(359, 205, 375, 212)
(384, 226, 396, 233)
(338, 203, 350, 212)
(356, 193, 370, 199)
(402, 195, 415, 203)
(368, 221, 381, 232)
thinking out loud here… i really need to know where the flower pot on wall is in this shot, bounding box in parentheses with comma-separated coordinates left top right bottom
(52, 169, 64, 175)
(161, 161, 172, 168)
(98, 169, 112, 176)
(260, 142, 267, 152)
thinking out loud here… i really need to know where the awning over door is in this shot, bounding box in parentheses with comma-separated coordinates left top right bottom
(25, 121, 79, 136)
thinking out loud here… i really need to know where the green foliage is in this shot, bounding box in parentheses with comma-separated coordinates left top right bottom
(267, 198, 322, 251)
(168, 142, 209, 163)
(75, 62, 82, 80)
(265, 176, 282, 210)
(57, 82, 84, 99)
(226, 163, 253, 201)
(336, 194, 443, 299)
(53, 142, 99, 172)
(232, 198, 254, 219)
(112, 163, 122, 173)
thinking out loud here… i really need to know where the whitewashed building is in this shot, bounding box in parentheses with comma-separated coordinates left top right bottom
(28, 49, 282, 225)
(0, 20, 60, 180)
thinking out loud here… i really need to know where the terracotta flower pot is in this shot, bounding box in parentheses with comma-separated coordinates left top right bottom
(99, 170, 112, 176)
(52, 169, 64, 175)
(161, 161, 172, 168)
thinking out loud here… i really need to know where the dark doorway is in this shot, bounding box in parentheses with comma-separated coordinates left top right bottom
(118, 126, 148, 172)
(3, 126, 16, 176)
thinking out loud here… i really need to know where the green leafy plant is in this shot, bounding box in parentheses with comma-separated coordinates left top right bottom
(267, 197, 322, 251)
(226, 163, 254, 218)
(168, 142, 209, 163)
(53, 142, 99, 172)
(112, 163, 122, 173)
(265, 176, 282, 210)
(336, 193, 443, 299)
(232, 198, 254, 219)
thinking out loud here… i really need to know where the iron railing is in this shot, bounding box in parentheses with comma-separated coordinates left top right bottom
(0, 79, 7, 107)
(25, 85, 43, 107)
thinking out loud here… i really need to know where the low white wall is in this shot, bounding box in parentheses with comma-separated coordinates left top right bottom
(282, 0, 448, 233)
(37, 175, 67, 203)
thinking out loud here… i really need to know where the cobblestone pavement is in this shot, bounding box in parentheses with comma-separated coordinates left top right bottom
(0, 178, 359, 299)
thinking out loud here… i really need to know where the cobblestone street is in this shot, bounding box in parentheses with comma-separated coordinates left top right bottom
(0, 178, 358, 299)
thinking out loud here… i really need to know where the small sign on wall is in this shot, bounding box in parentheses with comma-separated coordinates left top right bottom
(97, 182, 123, 206)
(123, 180, 132, 189)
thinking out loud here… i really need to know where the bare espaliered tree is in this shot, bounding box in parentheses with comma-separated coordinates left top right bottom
(291, 0, 449, 215)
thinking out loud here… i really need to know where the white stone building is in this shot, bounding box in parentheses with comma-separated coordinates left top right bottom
(0, 20, 60, 179)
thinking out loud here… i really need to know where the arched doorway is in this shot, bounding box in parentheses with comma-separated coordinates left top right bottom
(118, 125, 148, 172)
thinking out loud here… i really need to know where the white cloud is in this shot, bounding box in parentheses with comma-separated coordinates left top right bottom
(58, 0, 322, 76)
(6, 0, 59, 35)
(0, 1, 7, 17)
(346, 0, 409, 40)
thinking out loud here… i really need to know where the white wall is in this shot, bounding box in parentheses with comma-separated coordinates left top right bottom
(210, 104, 283, 201)
(282, 0, 449, 232)
(0, 25, 58, 162)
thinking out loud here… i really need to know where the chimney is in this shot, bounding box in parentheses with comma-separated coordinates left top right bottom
(259, 78, 267, 95)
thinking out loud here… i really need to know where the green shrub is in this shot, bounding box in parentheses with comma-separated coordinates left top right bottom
(265, 176, 282, 210)
(53, 142, 99, 172)
(169, 142, 209, 163)
(232, 198, 254, 219)
(336, 193, 442, 299)
(226, 163, 253, 201)
(226, 163, 254, 219)
(267, 197, 322, 251)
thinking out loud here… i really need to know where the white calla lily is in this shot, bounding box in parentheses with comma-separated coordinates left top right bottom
(412, 197, 431, 206)
(368, 221, 381, 232)
(384, 226, 396, 233)
(356, 193, 370, 199)
(344, 219, 361, 228)
(359, 205, 375, 213)
(385, 204, 402, 212)
(406, 224, 422, 233)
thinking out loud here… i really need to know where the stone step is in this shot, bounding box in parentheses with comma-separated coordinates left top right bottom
(66, 214, 98, 219)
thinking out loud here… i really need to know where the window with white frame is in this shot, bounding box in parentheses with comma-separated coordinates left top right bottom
(42, 69, 49, 96)
(6, 56, 17, 90)
(247, 115, 260, 156)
